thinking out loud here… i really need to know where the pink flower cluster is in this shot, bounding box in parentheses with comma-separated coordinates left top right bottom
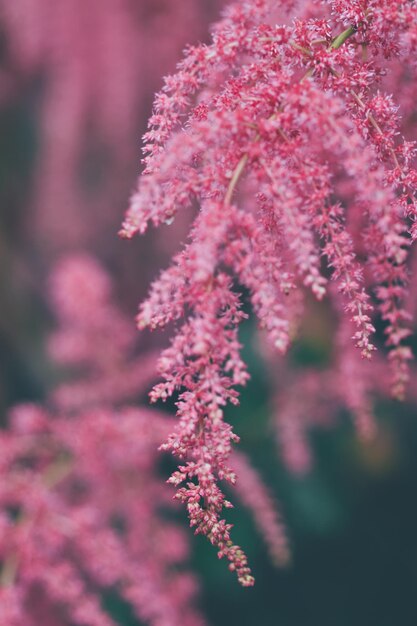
(0, 404, 204, 626)
(47, 255, 159, 411)
(122, 0, 417, 583)
(0, 256, 205, 626)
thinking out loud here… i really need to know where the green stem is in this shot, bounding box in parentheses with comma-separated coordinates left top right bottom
(331, 25, 357, 50)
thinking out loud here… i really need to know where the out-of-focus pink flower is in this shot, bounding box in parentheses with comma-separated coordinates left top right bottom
(48, 254, 159, 411)
(0, 0, 218, 255)
(0, 405, 205, 626)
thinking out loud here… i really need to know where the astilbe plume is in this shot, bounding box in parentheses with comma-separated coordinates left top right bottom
(0, 256, 207, 626)
(0, 405, 204, 626)
(121, 0, 417, 584)
(47, 254, 159, 412)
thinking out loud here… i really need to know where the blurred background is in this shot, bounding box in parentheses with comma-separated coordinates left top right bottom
(1, 2, 417, 625)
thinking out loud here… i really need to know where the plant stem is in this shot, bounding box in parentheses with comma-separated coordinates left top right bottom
(331, 25, 357, 50)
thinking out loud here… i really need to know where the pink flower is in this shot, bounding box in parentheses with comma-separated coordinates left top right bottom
(123, 0, 417, 583)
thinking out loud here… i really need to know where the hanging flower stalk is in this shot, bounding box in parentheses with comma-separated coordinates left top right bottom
(122, 0, 417, 585)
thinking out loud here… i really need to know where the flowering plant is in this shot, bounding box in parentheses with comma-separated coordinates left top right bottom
(2, 0, 417, 622)
(122, 0, 417, 585)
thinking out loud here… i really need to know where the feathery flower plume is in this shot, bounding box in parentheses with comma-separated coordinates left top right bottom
(123, 0, 417, 583)
(0, 256, 206, 625)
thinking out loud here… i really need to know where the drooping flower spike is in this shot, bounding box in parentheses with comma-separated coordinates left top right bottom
(123, 0, 417, 584)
